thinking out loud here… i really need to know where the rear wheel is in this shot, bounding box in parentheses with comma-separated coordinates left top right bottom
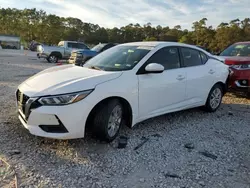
(47, 55, 58, 63)
(92, 99, 123, 142)
(204, 84, 223, 112)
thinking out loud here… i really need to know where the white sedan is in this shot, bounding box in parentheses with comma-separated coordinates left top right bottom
(16, 42, 229, 142)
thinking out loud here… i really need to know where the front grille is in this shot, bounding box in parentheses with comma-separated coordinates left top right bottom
(16, 89, 30, 120)
(18, 111, 27, 123)
(17, 89, 21, 102)
(22, 94, 30, 104)
(16, 90, 30, 104)
(16, 90, 41, 121)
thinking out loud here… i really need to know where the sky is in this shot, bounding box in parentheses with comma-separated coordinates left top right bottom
(0, 0, 250, 29)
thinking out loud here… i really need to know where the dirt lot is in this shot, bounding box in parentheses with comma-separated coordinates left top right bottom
(0, 50, 250, 188)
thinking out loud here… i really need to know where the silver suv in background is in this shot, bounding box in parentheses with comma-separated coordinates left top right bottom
(37, 41, 89, 63)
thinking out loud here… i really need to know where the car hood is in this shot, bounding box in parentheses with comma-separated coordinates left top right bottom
(218, 56, 250, 65)
(18, 64, 122, 97)
(73, 49, 98, 56)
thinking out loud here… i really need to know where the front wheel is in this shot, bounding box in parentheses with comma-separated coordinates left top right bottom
(204, 84, 223, 112)
(92, 99, 123, 142)
(47, 55, 58, 63)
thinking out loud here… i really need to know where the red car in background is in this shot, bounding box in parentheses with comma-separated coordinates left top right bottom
(219, 42, 250, 96)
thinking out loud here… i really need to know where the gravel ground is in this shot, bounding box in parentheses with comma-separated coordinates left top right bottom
(0, 50, 250, 188)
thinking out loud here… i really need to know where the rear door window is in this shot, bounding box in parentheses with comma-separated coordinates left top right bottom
(180, 48, 203, 67)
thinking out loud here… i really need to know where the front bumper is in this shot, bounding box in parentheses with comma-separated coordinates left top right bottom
(16, 90, 93, 139)
(229, 69, 250, 91)
(37, 53, 49, 59)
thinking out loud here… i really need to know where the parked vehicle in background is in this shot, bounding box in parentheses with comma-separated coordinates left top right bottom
(16, 42, 229, 142)
(69, 43, 117, 66)
(37, 41, 89, 63)
(91, 43, 117, 53)
(219, 41, 250, 96)
(0, 43, 17, 49)
(29, 41, 41, 51)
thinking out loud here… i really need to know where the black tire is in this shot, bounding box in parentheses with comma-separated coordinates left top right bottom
(203, 84, 223, 112)
(47, 55, 58, 63)
(92, 99, 123, 142)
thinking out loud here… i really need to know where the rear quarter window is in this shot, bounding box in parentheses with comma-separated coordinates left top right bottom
(200, 52, 208, 64)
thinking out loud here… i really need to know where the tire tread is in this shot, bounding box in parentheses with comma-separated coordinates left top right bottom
(92, 99, 122, 142)
(203, 84, 223, 112)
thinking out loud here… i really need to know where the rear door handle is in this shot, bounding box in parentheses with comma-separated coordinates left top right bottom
(209, 69, 215, 74)
(176, 75, 185, 81)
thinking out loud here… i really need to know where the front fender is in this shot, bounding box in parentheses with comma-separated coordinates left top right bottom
(84, 72, 139, 126)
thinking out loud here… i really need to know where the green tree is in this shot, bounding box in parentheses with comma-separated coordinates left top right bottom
(143, 36, 157, 41)
(215, 20, 244, 51)
(0, 8, 250, 52)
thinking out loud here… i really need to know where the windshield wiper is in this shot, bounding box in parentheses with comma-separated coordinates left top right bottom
(88, 66, 103, 71)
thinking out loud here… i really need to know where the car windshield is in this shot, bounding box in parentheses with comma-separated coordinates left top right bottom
(84, 45, 152, 71)
(91, 44, 106, 52)
(220, 43, 250, 57)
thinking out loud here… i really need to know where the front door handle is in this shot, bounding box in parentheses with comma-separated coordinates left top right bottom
(209, 69, 215, 74)
(176, 75, 185, 81)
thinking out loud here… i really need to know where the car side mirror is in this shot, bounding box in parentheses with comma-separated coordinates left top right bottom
(145, 63, 164, 73)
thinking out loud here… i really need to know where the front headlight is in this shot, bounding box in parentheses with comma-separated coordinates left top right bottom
(38, 90, 93, 105)
(231, 64, 250, 70)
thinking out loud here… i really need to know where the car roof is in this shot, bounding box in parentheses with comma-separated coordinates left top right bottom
(235, 41, 250, 44)
(120, 41, 209, 53)
(64, 41, 86, 43)
(120, 41, 200, 48)
(121, 41, 169, 47)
